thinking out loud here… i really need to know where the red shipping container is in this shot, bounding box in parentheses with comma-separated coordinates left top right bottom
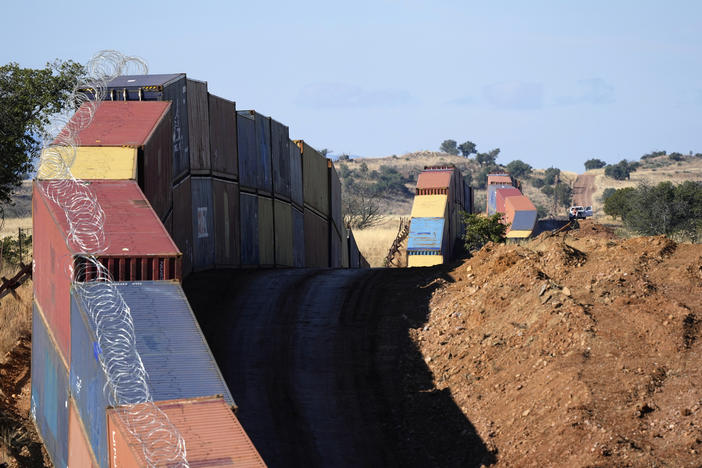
(69, 398, 98, 468)
(59, 101, 174, 222)
(33, 180, 181, 363)
(106, 396, 266, 467)
(416, 171, 453, 191)
(487, 174, 513, 185)
(495, 187, 522, 213)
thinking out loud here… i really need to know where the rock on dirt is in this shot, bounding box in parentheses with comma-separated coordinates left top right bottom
(414, 220, 702, 467)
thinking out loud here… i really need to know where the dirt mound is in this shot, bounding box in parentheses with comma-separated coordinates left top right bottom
(414, 223, 702, 466)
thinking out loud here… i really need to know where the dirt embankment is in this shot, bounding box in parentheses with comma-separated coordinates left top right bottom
(417, 220, 702, 467)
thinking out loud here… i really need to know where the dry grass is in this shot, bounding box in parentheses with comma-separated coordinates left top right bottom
(353, 216, 406, 267)
(0, 265, 32, 364)
(1, 180, 32, 238)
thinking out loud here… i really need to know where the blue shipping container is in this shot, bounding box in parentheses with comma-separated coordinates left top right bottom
(31, 302, 69, 468)
(293, 206, 305, 267)
(191, 176, 215, 271)
(487, 184, 513, 215)
(254, 111, 273, 194)
(512, 209, 538, 231)
(407, 218, 445, 252)
(240, 192, 259, 266)
(70, 281, 235, 467)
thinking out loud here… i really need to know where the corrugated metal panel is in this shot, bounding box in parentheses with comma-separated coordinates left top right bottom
(304, 209, 329, 268)
(328, 160, 342, 233)
(271, 118, 291, 200)
(187, 79, 211, 174)
(40, 146, 138, 179)
(191, 177, 215, 271)
(416, 171, 452, 190)
(258, 195, 274, 267)
(330, 224, 342, 268)
(68, 398, 98, 468)
(410, 195, 448, 218)
(407, 254, 444, 267)
(31, 302, 69, 468)
(255, 112, 273, 194)
(141, 102, 174, 222)
(496, 188, 522, 213)
(506, 208, 537, 233)
(341, 227, 350, 268)
(289, 140, 303, 209)
(237, 112, 257, 191)
(240, 192, 259, 266)
(487, 174, 513, 185)
(349, 231, 360, 269)
(208, 94, 238, 180)
(274, 199, 293, 267)
(107, 396, 266, 467)
(487, 183, 513, 215)
(292, 206, 305, 268)
(407, 218, 445, 252)
(298, 140, 329, 216)
(102, 74, 190, 182)
(464, 182, 474, 214)
(173, 176, 194, 276)
(213, 179, 241, 267)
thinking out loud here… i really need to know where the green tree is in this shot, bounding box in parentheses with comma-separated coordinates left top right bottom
(440, 139, 459, 155)
(584, 158, 607, 170)
(506, 159, 532, 179)
(600, 187, 617, 202)
(476, 148, 500, 166)
(462, 213, 508, 252)
(543, 167, 560, 185)
(0, 59, 85, 207)
(603, 187, 636, 219)
(320, 148, 331, 157)
(554, 182, 573, 208)
(604, 160, 634, 180)
(458, 140, 477, 158)
(668, 152, 684, 161)
(531, 177, 545, 188)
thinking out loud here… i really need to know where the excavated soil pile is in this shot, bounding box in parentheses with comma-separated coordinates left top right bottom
(415, 220, 702, 467)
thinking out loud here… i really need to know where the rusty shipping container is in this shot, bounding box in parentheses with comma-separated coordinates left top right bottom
(31, 302, 69, 468)
(213, 178, 241, 267)
(209, 93, 238, 180)
(57, 101, 173, 222)
(304, 209, 329, 268)
(258, 195, 275, 267)
(240, 192, 259, 267)
(173, 176, 194, 276)
(70, 281, 236, 468)
(33, 180, 181, 363)
(292, 206, 305, 267)
(274, 199, 293, 267)
(270, 118, 291, 201)
(107, 396, 266, 467)
(68, 398, 98, 468)
(98, 74, 199, 182)
(297, 140, 329, 217)
(328, 160, 342, 234)
(191, 176, 215, 271)
(289, 139, 304, 209)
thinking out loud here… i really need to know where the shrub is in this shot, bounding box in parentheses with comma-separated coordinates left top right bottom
(462, 213, 508, 252)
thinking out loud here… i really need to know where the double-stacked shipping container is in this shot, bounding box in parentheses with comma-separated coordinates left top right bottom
(486, 173, 537, 238)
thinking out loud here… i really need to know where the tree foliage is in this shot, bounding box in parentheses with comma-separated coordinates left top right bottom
(476, 148, 500, 166)
(0, 59, 85, 206)
(440, 139, 459, 155)
(342, 185, 383, 229)
(462, 213, 508, 252)
(584, 158, 607, 170)
(505, 159, 532, 179)
(543, 167, 560, 185)
(604, 159, 639, 180)
(458, 140, 477, 158)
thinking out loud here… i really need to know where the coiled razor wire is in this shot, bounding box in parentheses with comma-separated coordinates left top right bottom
(36, 50, 189, 467)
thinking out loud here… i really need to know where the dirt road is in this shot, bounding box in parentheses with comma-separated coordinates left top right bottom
(572, 174, 596, 207)
(184, 268, 494, 468)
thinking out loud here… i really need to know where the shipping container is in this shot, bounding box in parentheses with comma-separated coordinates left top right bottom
(240, 192, 259, 267)
(348, 230, 360, 269)
(237, 111, 257, 190)
(274, 199, 293, 267)
(70, 281, 236, 467)
(410, 194, 448, 218)
(487, 183, 513, 215)
(330, 224, 342, 268)
(33, 180, 181, 363)
(69, 398, 98, 468)
(31, 302, 69, 468)
(209, 94, 238, 180)
(255, 112, 273, 194)
(270, 118, 291, 200)
(258, 195, 275, 267)
(495, 187, 523, 214)
(297, 140, 329, 217)
(304, 209, 329, 268)
(341, 226, 350, 268)
(98, 74, 192, 182)
(106, 396, 266, 467)
(213, 178, 241, 267)
(407, 217, 445, 253)
(292, 206, 305, 268)
(464, 182, 474, 214)
(41, 146, 137, 180)
(416, 171, 453, 191)
(328, 160, 342, 234)
(289, 140, 304, 209)
(186, 79, 211, 175)
(407, 253, 444, 267)
(191, 177, 215, 271)
(173, 176, 194, 276)
(505, 195, 537, 234)
(487, 173, 513, 186)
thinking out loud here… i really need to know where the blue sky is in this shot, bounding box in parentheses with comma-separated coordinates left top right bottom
(2, 0, 701, 171)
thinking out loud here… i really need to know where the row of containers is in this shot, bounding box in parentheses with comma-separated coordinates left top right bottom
(32, 179, 267, 467)
(406, 166, 474, 267)
(485, 173, 538, 239)
(59, 73, 368, 274)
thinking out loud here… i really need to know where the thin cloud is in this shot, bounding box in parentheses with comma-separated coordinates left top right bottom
(483, 81, 544, 110)
(446, 96, 477, 106)
(296, 83, 414, 108)
(556, 78, 615, 105)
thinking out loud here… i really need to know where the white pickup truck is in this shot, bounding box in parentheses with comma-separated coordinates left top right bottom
(568, 205, 593, 220)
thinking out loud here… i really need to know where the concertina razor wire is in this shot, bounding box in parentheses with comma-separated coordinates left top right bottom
(35, 50, 189, 467)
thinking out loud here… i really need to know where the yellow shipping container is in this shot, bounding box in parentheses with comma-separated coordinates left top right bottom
(407, 254, 444, 267)
(410, 194, 448, 218)
(38, 146, 137, 180)
(506, 229, 532, 239)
